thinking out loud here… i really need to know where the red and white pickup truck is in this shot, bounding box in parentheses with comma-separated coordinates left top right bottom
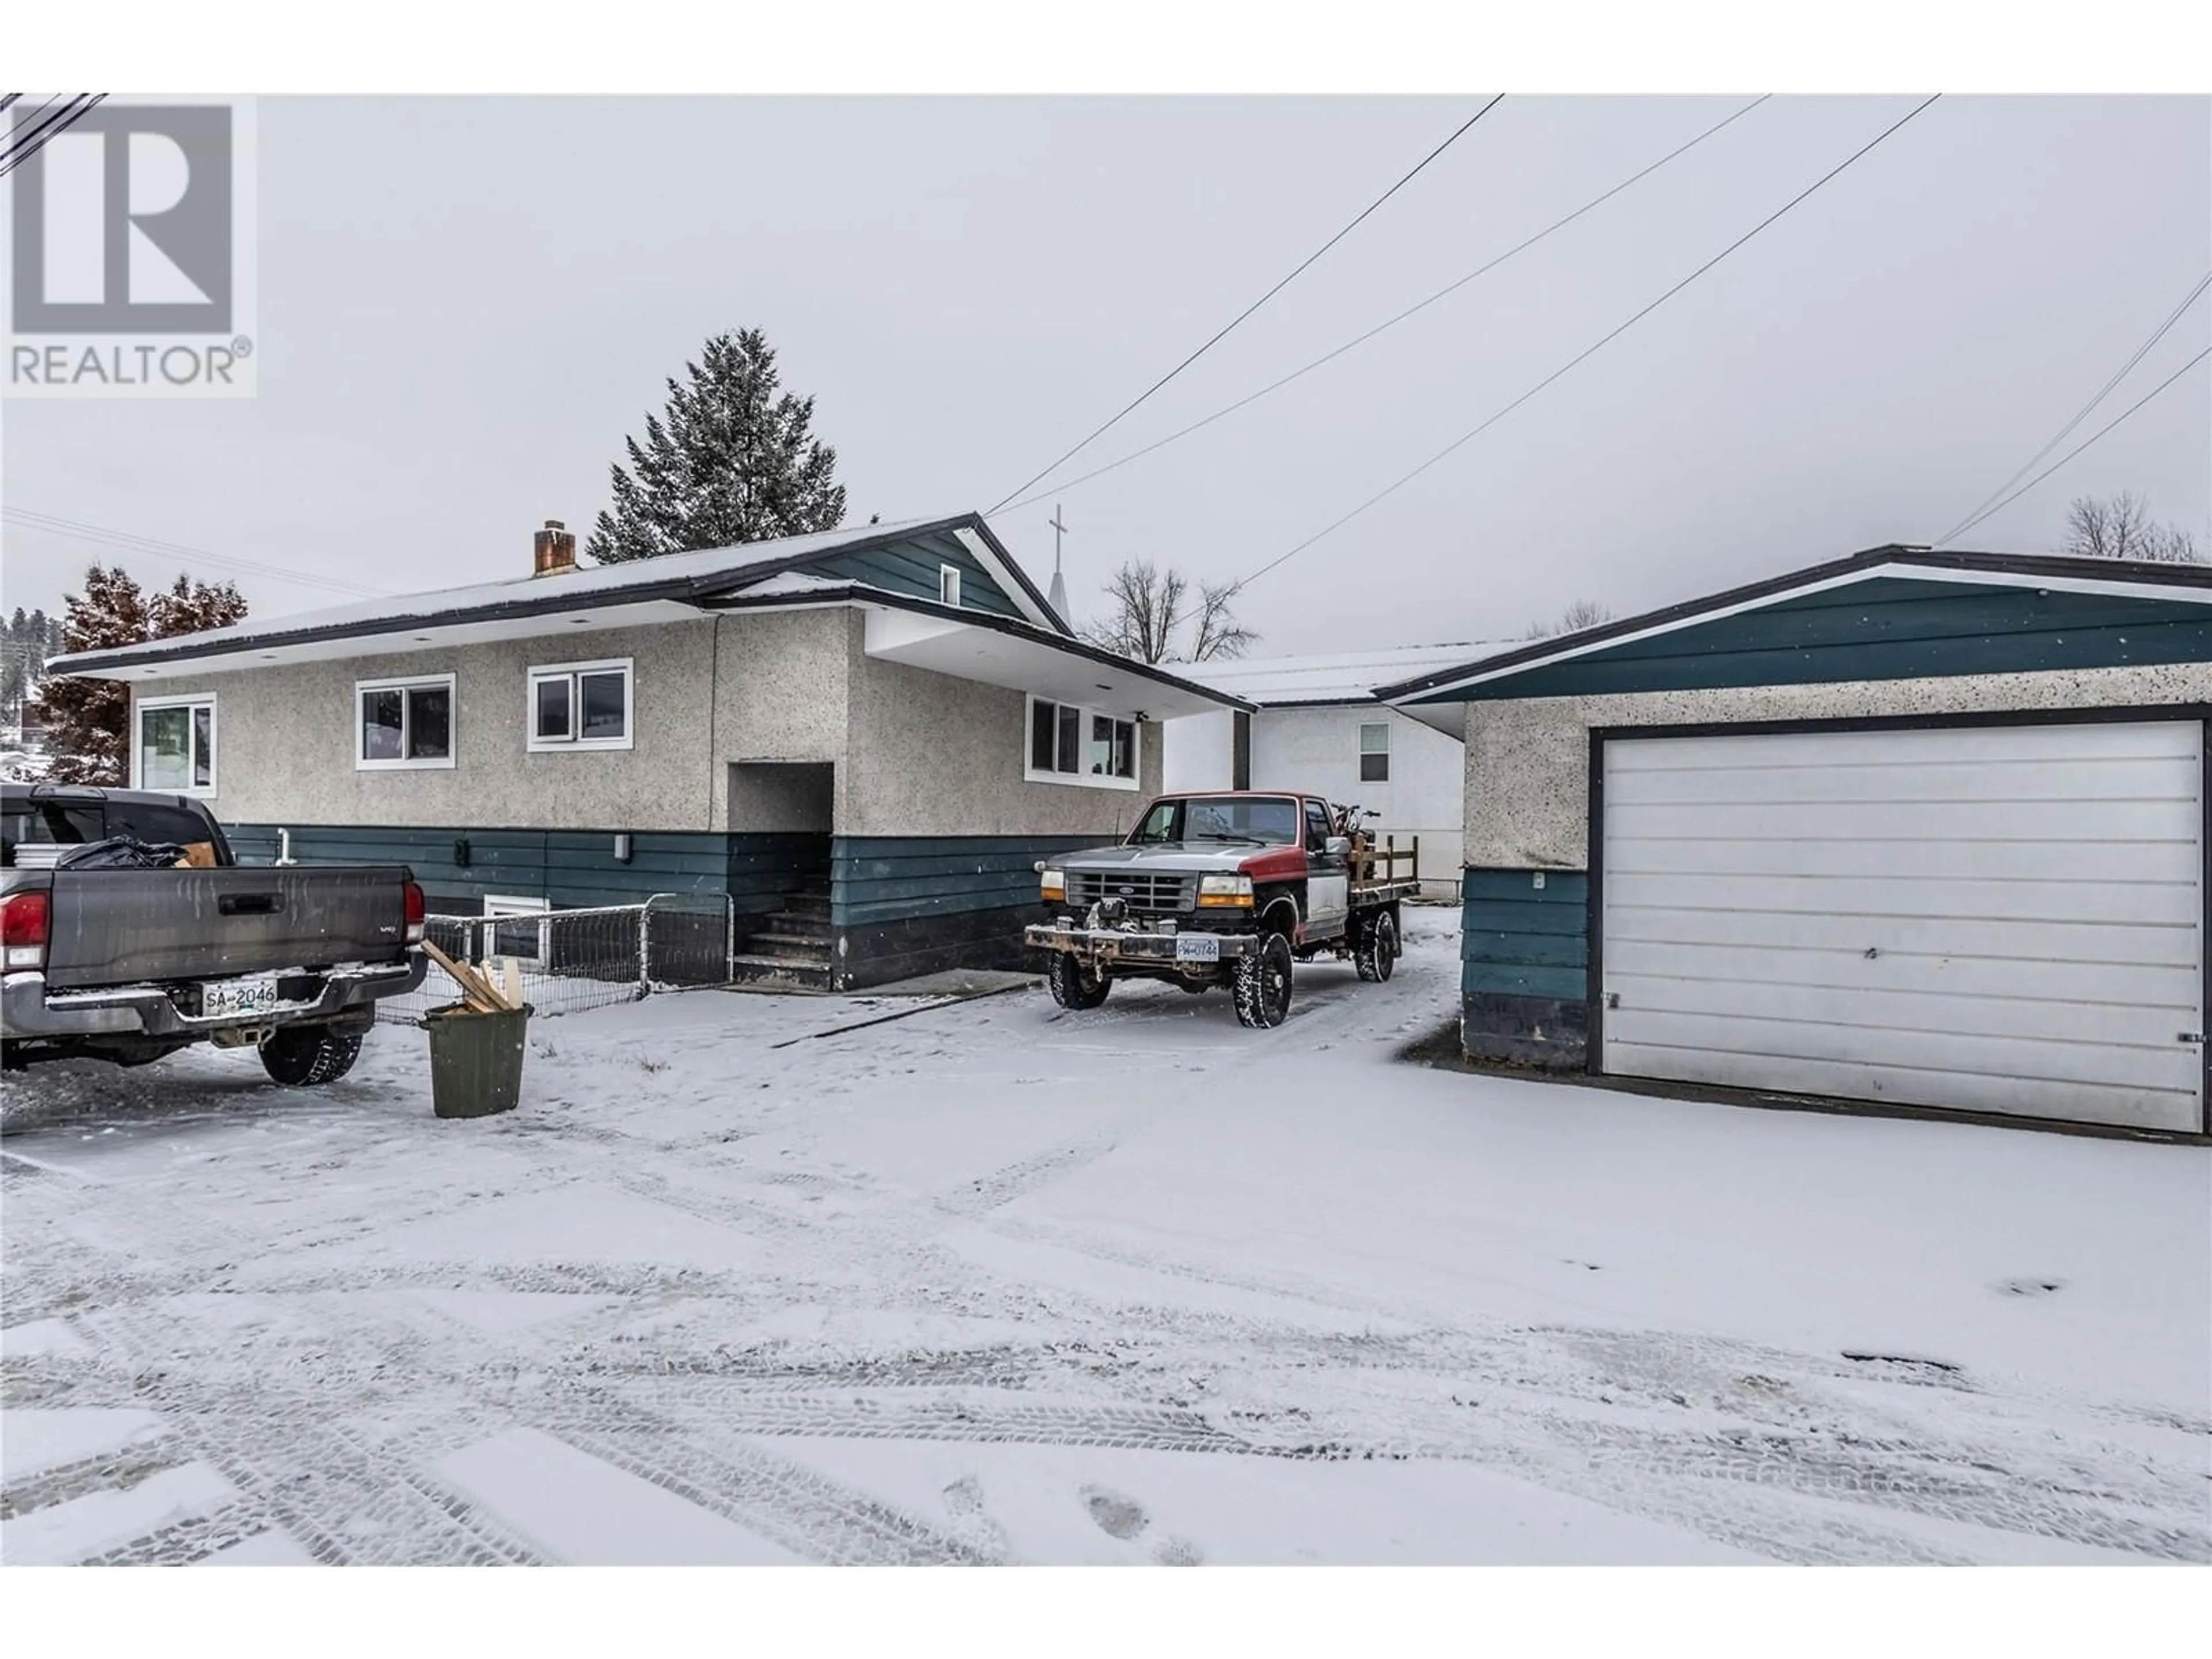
(1024, 790, 1420, 1029)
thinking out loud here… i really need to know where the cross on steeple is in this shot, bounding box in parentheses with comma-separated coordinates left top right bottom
(1046, 505, 1071, 626)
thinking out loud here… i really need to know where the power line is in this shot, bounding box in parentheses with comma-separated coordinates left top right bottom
(1240, 94, 1944, 588)
(999, 96, 1772, 517)
(988, 96, 1506, 513)
(1936, 346, 2210, 547)
(3, 507, 392, 599)
(1936, 270, 2212, 544)
(0, 93, 106, 180)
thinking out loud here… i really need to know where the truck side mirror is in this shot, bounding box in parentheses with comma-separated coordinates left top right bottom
(1324, 836, 1350, 859)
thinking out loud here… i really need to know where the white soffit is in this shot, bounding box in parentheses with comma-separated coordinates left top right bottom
(860, 607, 1227, 719)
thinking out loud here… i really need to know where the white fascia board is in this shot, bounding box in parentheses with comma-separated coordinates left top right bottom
(953, 525, 1060, 633)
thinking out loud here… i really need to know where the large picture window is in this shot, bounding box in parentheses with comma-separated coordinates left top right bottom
(137, 695, 216, 795)
(1026, 696, 1138, 790)
(527, 658, 633, 751)
(357, 674, 455, 770)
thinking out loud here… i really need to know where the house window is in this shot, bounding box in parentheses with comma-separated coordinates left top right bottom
(528, 658, 633, 752)
(1359, 721, 1391, 783)
(357, 673, 455, 770)
(939, 564, 962, 607)
(1026, 695, 1138, 790)
(137, 695, 216, 795)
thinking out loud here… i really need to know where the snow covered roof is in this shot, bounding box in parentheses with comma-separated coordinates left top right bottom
(1168, 642, 1513, 707)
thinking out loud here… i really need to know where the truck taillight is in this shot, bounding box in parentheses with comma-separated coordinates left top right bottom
(402, 880, 426, 945)
(2, 890, 51, 971)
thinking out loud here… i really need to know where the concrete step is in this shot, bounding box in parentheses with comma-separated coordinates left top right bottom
(728, 953, 833, 991)
(758, 912, 832, 940)
(743, 933, 834, 962)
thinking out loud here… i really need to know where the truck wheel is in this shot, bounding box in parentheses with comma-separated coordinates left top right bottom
(1354, 910, 1398, 982)
(1046, 952, 1111, 1011)
(1233, 932, 1294, 1029)
(260, 1024, 364, 1087)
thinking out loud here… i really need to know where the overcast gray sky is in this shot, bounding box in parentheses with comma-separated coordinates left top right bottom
(6, 94, 2207, 653)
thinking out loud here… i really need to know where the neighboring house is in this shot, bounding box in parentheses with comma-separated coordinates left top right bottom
(1379, 544, 2212, 1141)
(43, 513, 1247, 990)
(1163, 645, 1503, 898)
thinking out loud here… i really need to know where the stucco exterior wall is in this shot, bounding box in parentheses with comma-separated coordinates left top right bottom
(1462, 660, 2212, 869)
(840, 647, 1161, 839)
(135, 619, 719, 831)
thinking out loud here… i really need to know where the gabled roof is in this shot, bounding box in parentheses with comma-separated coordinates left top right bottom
(1376, 545, 2212, 712)
(43, 512, 1071, 679)
(1170, 642, 1512, 709)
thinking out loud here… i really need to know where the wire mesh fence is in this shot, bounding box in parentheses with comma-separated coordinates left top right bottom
(377, 893, 736, 1027)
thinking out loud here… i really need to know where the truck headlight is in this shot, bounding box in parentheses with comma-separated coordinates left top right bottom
(1196, 873, 1253, 907)
(1040, 868, 1066, 902)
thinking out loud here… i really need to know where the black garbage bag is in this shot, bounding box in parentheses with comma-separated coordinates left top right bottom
(54, 835, 190, 871)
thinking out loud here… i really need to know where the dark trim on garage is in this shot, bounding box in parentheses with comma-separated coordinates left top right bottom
(1582, 701, 2212, 1139)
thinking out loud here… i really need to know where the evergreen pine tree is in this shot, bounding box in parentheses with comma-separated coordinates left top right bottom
(586, 328, 847, 563)
(41, 569, 247, 784)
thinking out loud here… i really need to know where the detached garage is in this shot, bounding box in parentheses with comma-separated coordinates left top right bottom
(1377, 546, 2212, 1139)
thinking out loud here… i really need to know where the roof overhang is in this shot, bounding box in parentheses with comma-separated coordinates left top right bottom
(1377, 547, 2212, 710)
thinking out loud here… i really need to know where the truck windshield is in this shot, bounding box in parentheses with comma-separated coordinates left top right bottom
(1128, 796, 1299, 847)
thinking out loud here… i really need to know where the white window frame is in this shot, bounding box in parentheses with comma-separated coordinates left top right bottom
(355, 672, 457, 771)
(938, 563, 962, 607)
(483, 893, 551, 964)
(134, 692, 218, 797)
(1024, 694, 1141, 791)
(1358, 719, 1391, 783)
(527, 657, 634, 753)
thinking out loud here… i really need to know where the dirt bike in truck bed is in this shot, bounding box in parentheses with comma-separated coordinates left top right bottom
(1024, 790, 1421, 1029)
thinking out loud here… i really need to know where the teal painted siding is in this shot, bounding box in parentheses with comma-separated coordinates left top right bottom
(831, 834, 1096, 928)
(224, 822, 809, 915)
(1419, 579, 2212, 703)
(802, 528, 1026, 622)
(1461, 867, 1589, 1002)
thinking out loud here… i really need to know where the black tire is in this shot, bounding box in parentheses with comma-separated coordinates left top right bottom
(1233, 932, 1295, 1029)
(1047, 952, 1111, 1011)
(1354, 909, 1398, 982)
(1177, 979, 1210, 994)
(260, 1024, 363, 1087)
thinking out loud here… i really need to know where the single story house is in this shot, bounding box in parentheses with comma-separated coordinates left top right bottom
(44, 513, 1248, 990)
(1163, 644, 1502, 898)
(1377, 545, 2212, 1139)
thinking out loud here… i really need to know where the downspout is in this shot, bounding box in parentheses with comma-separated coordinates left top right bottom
(704, 613, 722, 831)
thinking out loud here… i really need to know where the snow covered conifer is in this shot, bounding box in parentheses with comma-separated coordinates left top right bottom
(42, 569, 246, 785)
(586, 328, 847, 563)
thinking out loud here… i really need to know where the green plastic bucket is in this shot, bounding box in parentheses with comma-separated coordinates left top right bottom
(425, 1002, 532, 1119)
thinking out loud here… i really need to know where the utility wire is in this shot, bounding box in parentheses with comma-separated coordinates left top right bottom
(1935, 270, 2212, 544)
(1240, 94, 1944, 588)
(3, 507, 393, 599)
(0, 93, 105, 179)
(989, 96, 1506, 513)
(1936, 346, 2210, 547)
(998, 96, 1772, 517)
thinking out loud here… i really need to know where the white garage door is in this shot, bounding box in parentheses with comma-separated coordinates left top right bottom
(1599, 718, 2206, 1133)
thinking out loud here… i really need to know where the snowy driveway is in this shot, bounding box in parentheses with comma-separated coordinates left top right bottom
(4, 910, 2207, 1565)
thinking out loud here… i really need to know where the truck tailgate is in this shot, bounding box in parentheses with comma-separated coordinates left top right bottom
(42, 865, 414, 990)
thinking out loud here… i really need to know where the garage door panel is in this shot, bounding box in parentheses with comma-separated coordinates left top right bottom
(1603, 1041, 2202, 1133)
(1605, 869, 2194, 927)
(1606, 969, 2193, 1050)
(1601, 905, 2200, 967)
(1603, 722, 2202, 774)
(1599, 718, 2205, 1131)
(1601, 938, 2200, 1011)
(1605, 797, 2200, 845)
(1604, 755, 2196, 808)
(1603, 835, 2202, 885)
(1607, 1006, 2196, 1097)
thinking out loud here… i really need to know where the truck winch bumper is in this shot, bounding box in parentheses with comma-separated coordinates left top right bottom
(1024, 923, 1258, 966)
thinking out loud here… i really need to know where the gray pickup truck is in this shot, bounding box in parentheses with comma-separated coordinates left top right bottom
(2, 783, 426, 1084)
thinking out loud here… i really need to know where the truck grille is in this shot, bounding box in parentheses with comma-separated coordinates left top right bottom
(1069, 870, 1194, 913)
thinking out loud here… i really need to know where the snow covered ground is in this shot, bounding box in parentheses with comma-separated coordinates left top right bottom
(3, 910, 2206, 1566)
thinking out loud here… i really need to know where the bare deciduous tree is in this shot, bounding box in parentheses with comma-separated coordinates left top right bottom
(1525, 599, 1615, 640)
(1082, 558, 1257, 664)
(2061, 492, 2201, 564)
